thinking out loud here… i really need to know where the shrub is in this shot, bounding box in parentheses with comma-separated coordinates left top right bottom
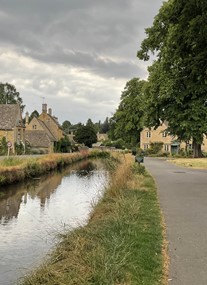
(0, 137, 8, 156)
(15, 142, 25, 155)
(148, 142, 163, 155)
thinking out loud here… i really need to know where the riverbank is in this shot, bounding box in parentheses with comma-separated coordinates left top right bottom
(19, 154, 167, 285)
(0, 150, 110, 186)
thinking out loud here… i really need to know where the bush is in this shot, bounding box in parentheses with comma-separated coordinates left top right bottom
(148, 142, 163, 155)
(0, 137, 8, 156)
(55, 136, 71, 153)
(15, 142, 25, 155)
(132, 162, 146, 175)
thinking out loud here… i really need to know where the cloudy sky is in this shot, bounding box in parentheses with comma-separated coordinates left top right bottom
(0, 0, 163, 124)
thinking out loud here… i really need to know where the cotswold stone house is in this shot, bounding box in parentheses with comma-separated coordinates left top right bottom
(38, 104, 63, 141)
(140, 122, 207, 154)
(0, 104, 25, 153)
(25, 104, 64, 153)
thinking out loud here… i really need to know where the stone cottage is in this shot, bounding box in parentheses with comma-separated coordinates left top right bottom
(25, 104, 64, 153)
(140, 121, 207, 154)
(0, 104, 25, 153)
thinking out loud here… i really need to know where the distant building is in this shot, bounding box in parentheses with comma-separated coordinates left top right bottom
(97, 133, 108, 142)
(25, 104, 64, 153)
(0, 104, 25, 153)
(140, 121, 207, 154)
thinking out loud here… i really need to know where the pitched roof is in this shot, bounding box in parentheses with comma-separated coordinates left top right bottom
(25, 130, 51, 148)
(0, 104, 24, 129)
(35, 118, 57, 141)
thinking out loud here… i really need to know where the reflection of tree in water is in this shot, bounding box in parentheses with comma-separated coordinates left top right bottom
(30, 174, 62, 210)
(0, 173, 63, 224)
(75, 161, 97, 177)
(0, 186, 26, 225)
(0, 159, 106, 224)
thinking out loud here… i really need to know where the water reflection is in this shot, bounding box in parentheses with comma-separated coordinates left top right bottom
(0, 159, 109, 285)
(0, 173, 62, 225)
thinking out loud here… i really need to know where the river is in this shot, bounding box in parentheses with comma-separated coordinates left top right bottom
(0, 159, 109, 285)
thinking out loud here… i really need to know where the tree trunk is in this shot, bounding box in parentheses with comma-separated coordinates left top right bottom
(193, 140, 203, 158)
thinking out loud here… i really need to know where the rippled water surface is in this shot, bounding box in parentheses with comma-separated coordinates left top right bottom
(0, 160, 109, 285)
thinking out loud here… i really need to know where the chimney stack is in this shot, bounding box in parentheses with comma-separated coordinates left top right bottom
(25, 111, 29, 125)
(48, 108, 52, 116)
(42, 103, 47, 113)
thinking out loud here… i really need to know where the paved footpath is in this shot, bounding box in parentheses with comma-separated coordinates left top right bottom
(144, 157, 207, 285)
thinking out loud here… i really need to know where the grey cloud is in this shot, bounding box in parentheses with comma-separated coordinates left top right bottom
(21, 48, 142, 79)
(0, 0, 163, 65)
(0, 0, 164, 123)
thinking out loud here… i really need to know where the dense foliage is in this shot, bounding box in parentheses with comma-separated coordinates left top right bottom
(62, 120, 72, 134)
(0, 137, 7, 156)
(75, 125, 97, 147)
(55, 136, 71, 153)
(0, 82, 24, 111)
(112, 78, 146, 147)
(29, 110, 39, 122)
(137, 0, 207, 157)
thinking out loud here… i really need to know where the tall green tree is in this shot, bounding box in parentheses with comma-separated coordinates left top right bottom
(113, 78, 146, 146)
(62, 120, 72, 134)
(86, 118, 95, 129)
(0, 82, 25, 111)
(75, 125, 97, 148)
(29, 110, 39, 122)
(101, 117, 110, 133)
(137, 0, 207, 157)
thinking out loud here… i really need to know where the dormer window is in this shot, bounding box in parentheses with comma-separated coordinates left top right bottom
(33, 125, 37, 130)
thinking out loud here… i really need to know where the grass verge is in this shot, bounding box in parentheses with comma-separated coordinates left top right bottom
(168, 157, 207, 169)
(19, 154, 167, 285)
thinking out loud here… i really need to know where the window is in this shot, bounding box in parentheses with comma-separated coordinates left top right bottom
(33, 125, 37, 130)
(146, 131, 151, 138)
(144, 144, 149, 150)
(17, 129, 21, 142)
(162, 131, 167, 137)
(164, 144, 169, 152)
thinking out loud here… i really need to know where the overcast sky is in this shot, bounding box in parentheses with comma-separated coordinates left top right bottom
(0, 0, 163, 124)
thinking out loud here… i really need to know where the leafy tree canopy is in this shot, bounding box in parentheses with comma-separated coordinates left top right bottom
(113, 78, 146, 146)
(75, 125, 97, 148)
(137, 0, 207, 157)
(0, 82, 25, 111)
(62, 120, 72, 133)
(101, 117, 110, 133)
(29, 110, 39, 122)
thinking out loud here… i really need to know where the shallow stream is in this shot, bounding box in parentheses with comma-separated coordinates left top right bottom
(0, 159, 109, 285)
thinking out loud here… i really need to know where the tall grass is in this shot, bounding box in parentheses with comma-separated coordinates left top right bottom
(0, 157, 24, 167)
(19, 154, 166, 285)
(0, 151, 111, 186)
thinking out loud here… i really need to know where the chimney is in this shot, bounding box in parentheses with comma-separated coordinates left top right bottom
(42, 103, 47, 113)
(48, 108, 52, 116)
(25, 111, 29, 125)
